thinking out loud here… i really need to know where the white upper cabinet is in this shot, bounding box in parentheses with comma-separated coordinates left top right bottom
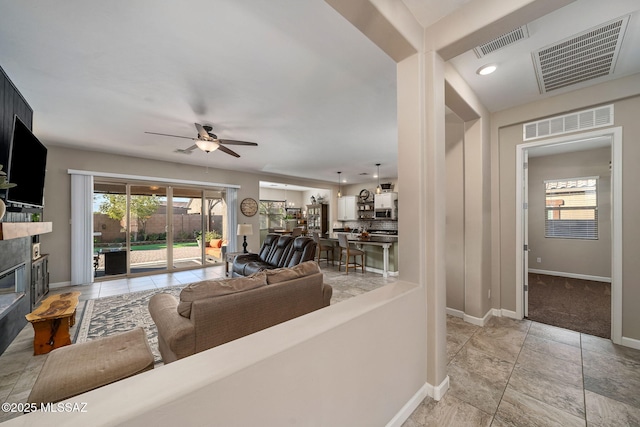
(337, 196, 357, 221)
(374, 192, 397, 210)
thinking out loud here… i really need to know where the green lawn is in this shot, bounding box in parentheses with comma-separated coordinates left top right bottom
(129, 242, 198, 251)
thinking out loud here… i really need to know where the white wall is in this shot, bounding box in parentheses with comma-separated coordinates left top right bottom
(528, 147, 611, 279)
(7, 282, 428, 426)
(445, 114, 465, 312)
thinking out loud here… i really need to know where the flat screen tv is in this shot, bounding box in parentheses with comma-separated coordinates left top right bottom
(6, 115, 48, 208)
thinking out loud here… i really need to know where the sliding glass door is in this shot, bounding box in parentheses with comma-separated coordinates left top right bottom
(93, 180, 227, 279)
(129, 184, 168, 274)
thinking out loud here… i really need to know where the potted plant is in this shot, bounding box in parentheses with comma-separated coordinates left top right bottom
(0, 164, 16, 221)
(196, 230, 222, 248)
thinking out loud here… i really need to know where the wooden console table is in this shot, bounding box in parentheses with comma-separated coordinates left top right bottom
(25, 291, 80, 355)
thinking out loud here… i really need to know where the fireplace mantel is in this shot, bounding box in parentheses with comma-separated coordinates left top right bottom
(0, 222, 52, 240)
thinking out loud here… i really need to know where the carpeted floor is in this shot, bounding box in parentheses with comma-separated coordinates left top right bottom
(527, 273, 611, 338)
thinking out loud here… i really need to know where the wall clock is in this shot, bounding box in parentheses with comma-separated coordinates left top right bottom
(240, 198, 258, 217)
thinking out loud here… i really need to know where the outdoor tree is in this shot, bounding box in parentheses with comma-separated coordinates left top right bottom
(97, 194, 160, 240)
(131, 195, 161, 238)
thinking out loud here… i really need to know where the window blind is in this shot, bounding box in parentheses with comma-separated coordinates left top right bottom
(545, 177, 598, 239)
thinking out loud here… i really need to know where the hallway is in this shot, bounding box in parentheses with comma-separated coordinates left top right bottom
(404, 316, 640, 426)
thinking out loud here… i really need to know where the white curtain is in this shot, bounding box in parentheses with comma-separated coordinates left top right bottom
(70, 173, 94, 285)
(226, 188, 238, 253)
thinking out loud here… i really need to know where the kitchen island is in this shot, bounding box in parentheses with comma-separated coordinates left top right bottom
(324, 232, 398, 278)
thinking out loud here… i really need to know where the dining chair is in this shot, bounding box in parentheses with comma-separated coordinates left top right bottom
(312, 232, 335, 265)
(338, 233, 364, 274)
(291, 227, 303, 237)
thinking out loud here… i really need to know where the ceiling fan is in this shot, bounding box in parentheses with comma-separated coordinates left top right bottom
(145, 123, 258, 158)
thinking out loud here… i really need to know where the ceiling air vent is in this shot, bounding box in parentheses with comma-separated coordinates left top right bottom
(532, 15, 629, 93)
(523, 105, 613, 141)
(474, 26, 529, 58)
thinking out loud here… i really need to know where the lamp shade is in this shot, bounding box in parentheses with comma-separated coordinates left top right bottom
(237, 224, 253, 236)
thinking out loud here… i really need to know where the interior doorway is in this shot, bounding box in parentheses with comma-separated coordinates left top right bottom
(516, 127, 623, 343)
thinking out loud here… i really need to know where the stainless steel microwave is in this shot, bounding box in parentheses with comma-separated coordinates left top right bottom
(375, 209, 396, 219)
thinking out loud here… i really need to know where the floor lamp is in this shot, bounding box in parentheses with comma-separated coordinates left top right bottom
(237, 224, 253, 254)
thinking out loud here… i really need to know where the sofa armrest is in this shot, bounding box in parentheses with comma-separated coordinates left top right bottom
(232, 253, 261, 276)
(148, 293, 196, 361)
(322, 283, 333, 306)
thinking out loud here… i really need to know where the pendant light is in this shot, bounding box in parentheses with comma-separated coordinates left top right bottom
(375, 163, 382, 194)
(337, 172, 342, 198)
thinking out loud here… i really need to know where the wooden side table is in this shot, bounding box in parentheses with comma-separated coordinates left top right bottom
(225, 251, 245, 276)
(25, 291, 81, 355)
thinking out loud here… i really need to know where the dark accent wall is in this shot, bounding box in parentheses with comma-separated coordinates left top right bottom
(0, 65, 33, 174)
(0, 65, 34, 355)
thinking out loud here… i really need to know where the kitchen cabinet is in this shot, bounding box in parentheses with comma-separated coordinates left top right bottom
(307, 204, 328, 235)
(374, 192, 397, 210)
(337, 196, 357, 221)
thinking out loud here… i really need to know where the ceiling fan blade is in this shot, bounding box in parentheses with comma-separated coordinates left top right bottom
(218, 139, 258, 146)
(185, 144, 198, 151)
(216, 144, 241, 158)
(194, 123, 210, 140)
(145, 131, 197, 141)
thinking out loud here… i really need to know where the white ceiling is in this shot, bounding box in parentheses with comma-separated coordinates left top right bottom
(0, 1, 638, 185)
(448, 0, 640, 112)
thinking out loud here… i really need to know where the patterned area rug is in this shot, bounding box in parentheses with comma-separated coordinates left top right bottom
(75, 268, 393, 364)
(76, 286, 185, 363)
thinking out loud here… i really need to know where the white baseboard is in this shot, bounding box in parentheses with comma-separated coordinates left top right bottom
(446, 308, 464, 318)
(49, 280, 72, 289)
(386, 382, 429, 427)
(621, 336, 640, 351)
(428, 375, 449, 401)
(528, 269, 611, 283)
(499, 309, 519, 319)
(464, 310, 492, 327)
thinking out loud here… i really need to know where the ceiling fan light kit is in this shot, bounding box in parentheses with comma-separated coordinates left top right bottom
(145, 122, 258, 158)
(195, 139, 219, 153)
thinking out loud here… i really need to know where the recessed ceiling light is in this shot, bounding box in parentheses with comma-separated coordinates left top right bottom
(477, 64, 497, 75)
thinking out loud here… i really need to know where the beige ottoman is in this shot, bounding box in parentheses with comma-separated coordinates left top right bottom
(29, 327, 154, 404)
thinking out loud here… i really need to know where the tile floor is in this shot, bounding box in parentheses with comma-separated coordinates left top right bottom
(1, 263, 639, 425)
(404, 316, 640, 426)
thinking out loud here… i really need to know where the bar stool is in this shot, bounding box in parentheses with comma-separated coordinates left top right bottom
(338, 233, 365, 274)
(312, 232, 335, 265)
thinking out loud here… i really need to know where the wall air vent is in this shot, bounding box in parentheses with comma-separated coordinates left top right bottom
(473, 26, 529, 58)
(523, 105, 613, 141)
(532, 15, 629, 93)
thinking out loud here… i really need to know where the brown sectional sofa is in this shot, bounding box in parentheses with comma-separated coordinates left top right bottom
(232, 234, 316, 277)
(148, 261, 332, 363)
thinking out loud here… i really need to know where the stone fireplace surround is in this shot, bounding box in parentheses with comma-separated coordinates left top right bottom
(0, 237, 32, 355)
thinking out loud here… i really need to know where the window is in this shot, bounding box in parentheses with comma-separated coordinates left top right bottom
(545, 177, 598, 239)
(259, 200, 286, 231)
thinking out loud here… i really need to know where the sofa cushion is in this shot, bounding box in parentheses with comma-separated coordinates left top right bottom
(264, 260, 321, 284)
(210, 239, 223, 248)
(177, 272, 268, 318)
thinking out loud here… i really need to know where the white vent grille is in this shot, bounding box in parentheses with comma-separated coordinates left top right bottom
(532, 15, 629, 93)
(474, 26, 529, 58)
(523, 105, 613, 141)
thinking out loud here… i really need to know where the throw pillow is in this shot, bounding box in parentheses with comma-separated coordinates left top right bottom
(265, 261, 321, 284)
(177, 271, 268, 318)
